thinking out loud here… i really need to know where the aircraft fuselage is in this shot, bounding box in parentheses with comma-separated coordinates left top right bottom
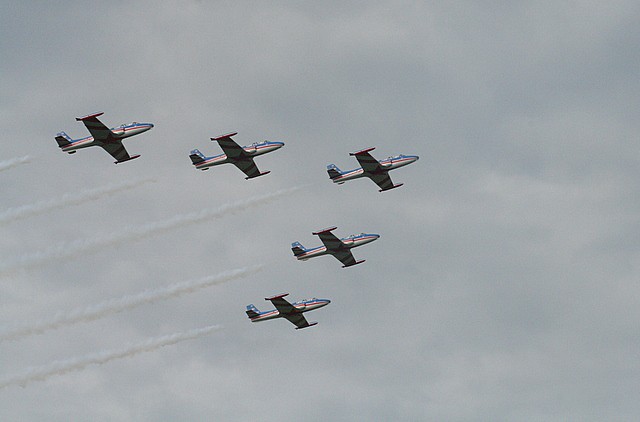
(295, 233, 380, 261)
(192, 141, 284, 170)
(331, 154, 419, 184)
(248, 298, 331, 323)
(60, 122, 154, 153)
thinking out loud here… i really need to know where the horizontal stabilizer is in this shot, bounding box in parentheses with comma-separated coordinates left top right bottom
(296, 322, 318, 330)
(342, 259, 365, 268)
(76, 112, 104, 121)
(245, 170, 270, 180)
(379, 183, 403, 192)
(349, 147, 376, 156)
(265, 293, 289, 301)
(114, 154, 140, 164)
(313, 226, 338, 235)
(211, 132, 238, 141)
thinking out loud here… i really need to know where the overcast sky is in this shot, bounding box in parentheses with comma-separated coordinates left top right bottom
(1, 1, 640, 420)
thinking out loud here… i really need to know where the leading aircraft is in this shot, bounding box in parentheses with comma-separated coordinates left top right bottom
(246, 293, 331, 329)
(55, 112, 154, 164)
(189, 132, 284, 179)
(291, 226, 380, 268)
(327, 147, 418, 192)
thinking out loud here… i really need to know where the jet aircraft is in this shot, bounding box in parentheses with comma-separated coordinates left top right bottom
(189, 132, 284, 179)
(246, 293, 331, 329)
(291, 226, 380, 268)
(55, 112, 154, 164)
(327, 147, 418, 191)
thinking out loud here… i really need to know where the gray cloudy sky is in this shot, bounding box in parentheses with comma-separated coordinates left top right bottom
(1, 1, 640, 420)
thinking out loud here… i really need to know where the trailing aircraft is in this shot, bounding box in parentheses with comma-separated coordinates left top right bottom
(189, 132, 284, 179)
(291, 226, 379, 268)
(246, 293, 331, 330)
(327, 147, 418, 191)
(55, 112, 153, 164)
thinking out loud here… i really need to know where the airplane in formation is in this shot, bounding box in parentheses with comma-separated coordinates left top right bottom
(327, 147, 419, 192)
(246, 293, 331, 329)
(291, 226, 380, 268)
(190, 132, 284, 179)
(55, 112, 154, 164)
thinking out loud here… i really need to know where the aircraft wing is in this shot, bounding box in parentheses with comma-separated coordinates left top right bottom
(76, 112, 113, 142)
(265, 294, 317, 329)
(333, 249, 364, 268)
(282, 313, 315, 329)
(313, 227, 343, 251)
(101, 142, 137, 164)
(268, 295, 296, 314)
(212, 133, 246, 159)
(232, 158, 266, 179)
(351, 148, 383, 174)
(369, 173, 397, 191)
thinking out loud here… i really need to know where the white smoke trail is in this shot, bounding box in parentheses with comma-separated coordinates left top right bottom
(0, 178, 155, 225)
(0, 155, 30, 172)
(0, 266, 260, 342)
(0, 186, 299, 276)
(0, 325, 222, 389)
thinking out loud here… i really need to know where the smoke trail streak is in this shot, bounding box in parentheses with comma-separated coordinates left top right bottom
(0, 325, 222, 389)
(0, 156, 30, 172)
(0, 186, 299, 277)
(0, 266, 260, 342)
(0, 179, 155, 225)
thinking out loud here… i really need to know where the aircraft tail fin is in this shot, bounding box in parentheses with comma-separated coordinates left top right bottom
(327, 164, 345, 184)
(246, 304, 260, 319)
(55, 132, 73, 148)
(327, 164, 341, 179)
(291, 241, 307, 258)
(189, 149, 206, 165)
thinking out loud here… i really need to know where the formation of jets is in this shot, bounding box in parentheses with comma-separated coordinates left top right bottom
(54, 112, 418, 329)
